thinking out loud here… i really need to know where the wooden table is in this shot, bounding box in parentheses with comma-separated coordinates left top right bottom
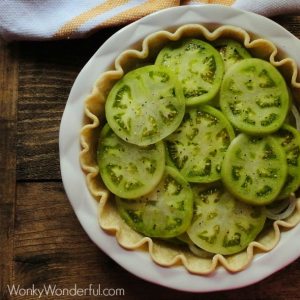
(1, 15, 300, 300)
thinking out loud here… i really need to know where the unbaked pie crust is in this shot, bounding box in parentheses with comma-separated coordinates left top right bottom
(80, 24, 300, 274)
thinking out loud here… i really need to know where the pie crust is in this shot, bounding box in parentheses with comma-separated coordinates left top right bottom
(80, 24, 300, 274)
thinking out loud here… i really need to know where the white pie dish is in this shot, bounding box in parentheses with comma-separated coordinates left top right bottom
(59, 4, 300, 292)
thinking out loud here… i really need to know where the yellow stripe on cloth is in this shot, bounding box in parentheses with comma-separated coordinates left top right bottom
(100, 0, 180, 28)
(182, 0, 235, 5)
(54, 0, 131, 38)
(55, 0, 234, 39)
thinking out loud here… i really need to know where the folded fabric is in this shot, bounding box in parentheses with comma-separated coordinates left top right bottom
(0, 0, 299, 41)
(233, 0, 300, 16)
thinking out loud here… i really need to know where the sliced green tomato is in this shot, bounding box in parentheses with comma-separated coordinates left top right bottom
(116, 167, 193, 238)
(187, 184, 266, 255)
(97, 124, 165, 199)
(105, 65, 185, 146)
(220, 58, 289, 135)
(273, 124, 300, 199)
(156, 39, 224, 106)
(221, 134, 287, 205)
(165, 105, 235, 183)
(213, 39, 252, 72)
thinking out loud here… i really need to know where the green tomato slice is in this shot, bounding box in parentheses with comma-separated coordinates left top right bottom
(97, 124, 165, 199)
(165, 105, 235, 183)
(213, 39, 252, 72)
(156, 39, 224, 106)
(273, 124, 300, 199)
(116, 166, 193, 238)
(105, 65, 185, 146)
(221, 133, 287, 205)
(187, 184, 266, 255)
(220, 58, 289, 135)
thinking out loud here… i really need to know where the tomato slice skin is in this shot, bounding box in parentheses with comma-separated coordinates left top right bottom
(273, 124, 300, 199)
(213, 39, 252, 72)
(165, 105, 235, 183)
(97, 124, 165, 199)
(220, 58, 290, 135)
(116, 167, 193, 238)
(187, 184, 266, 255)
(221, 133, 287, 205)
(156, 39, 224, 106)
(105, 65, 185, 146)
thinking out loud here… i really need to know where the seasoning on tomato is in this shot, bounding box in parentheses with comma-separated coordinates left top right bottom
(105, 65, 185, 146)
(116, 167, 193, 238)
(156, 39, 224, 106)
(221, 133, 288, 205)
(220, 58, 290, 135)
(165, 105, 235, 183)
(273, 124, 300, 199)
(97, 124, 165, 199)
(187, 184, 266, 255)
(213, 38, 252, 72)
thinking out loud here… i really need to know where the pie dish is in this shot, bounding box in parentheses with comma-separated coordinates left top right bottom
(60, 5, 300, 292)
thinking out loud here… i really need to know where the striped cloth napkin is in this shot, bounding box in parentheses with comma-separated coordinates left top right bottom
(0, 0, 299, 41)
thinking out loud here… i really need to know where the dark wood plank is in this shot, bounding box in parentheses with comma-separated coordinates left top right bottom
(12, 182, 300, 300)
(0, 40, 18, 299)
(16, 28, 121, 181)
(13, 182, 123, 300)
(273, 15, 300, 39)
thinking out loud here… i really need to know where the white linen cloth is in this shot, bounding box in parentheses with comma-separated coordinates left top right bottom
(0, 0, 299, 41)
(233, 0, 300, 17)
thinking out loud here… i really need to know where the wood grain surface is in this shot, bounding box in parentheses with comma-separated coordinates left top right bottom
(1, 15, 300, 300)
(0, 41, 18, 300)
